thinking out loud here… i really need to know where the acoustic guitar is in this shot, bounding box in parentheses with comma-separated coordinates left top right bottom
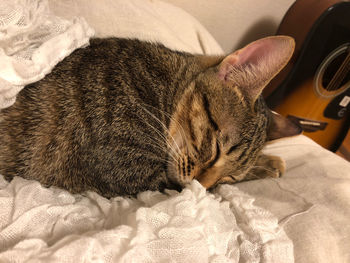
(264, 0, 350, 153)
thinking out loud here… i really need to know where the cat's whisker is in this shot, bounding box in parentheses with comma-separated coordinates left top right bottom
(137, 104, 182, 158)
(251, 165, 277, 175)
(136, 131, 179, 164)
(132, 111, 180, 163)
(136, 109, 169, 143)
(137, 102, 189, 155)
(136, 103, 190, 172)
(141, 140, 178, 163)
(140, 103, 189, 151)
(246, 172, 261, 180)
(148, 155, 175, 166)
(138, 103, 186, 138)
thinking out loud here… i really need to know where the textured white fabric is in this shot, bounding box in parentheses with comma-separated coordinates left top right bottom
(237, 135, 350, 263)
(0, 177, 292, 262)
(0, 0, 94, 109)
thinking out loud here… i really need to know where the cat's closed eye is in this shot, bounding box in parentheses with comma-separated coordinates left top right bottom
(226, 143, 240, 155)
(207, 141, 220, 168)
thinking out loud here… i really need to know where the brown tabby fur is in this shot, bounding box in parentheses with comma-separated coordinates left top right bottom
(0, 37, 300, 197)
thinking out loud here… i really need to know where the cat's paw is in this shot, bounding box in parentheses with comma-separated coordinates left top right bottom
(264, 155, 285, 178)
(246, 154, 286, 180)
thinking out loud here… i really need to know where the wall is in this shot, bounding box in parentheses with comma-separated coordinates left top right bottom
(163, 0, 296, 53)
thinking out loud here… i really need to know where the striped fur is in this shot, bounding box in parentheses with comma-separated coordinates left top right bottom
(0, 38, 289, 197)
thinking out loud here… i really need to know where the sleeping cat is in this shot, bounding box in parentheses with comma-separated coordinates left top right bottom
(0, 36, 301, 197)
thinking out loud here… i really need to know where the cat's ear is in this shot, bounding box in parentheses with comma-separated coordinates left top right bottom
(267, 111, 302, 140)
(218, 36, 295, 101)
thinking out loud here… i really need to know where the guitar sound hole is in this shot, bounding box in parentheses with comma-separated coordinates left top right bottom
(314, 44, 350, 98)
(322, 52, 350, 90)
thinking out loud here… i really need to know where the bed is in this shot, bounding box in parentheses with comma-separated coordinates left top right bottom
(0, 1, 349, 262)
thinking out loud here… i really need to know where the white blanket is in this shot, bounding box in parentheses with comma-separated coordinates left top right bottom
(0, 0, 94, 109)
(239, 135, 350, 263)
(0, 177, 292, 262)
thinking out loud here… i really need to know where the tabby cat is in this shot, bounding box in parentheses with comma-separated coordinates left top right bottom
(0, 36, 301, 197)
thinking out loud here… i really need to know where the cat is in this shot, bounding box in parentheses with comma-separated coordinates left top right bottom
(0, 36, 301, 198)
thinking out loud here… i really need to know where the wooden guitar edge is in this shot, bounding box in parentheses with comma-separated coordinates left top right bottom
(263, 0, 346, 98)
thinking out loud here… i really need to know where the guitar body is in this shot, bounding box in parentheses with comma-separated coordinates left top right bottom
(274, 79, 347, 149)
(266, 0, 350, 151)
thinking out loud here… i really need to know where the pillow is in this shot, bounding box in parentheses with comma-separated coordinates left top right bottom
(48, 0, 223, 55)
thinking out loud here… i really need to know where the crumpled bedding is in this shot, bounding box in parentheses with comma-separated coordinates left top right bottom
(0, 176, 292, 262)
(0, 0, 94, 109)
(238, 135, 350, 263)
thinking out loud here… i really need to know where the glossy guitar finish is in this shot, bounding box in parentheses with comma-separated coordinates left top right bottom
(265, 0, 350, 151)
(274, 79, 348, 149)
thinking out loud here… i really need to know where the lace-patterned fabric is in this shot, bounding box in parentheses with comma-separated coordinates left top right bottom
(0, 0, 94, 108)
(0, 177, 294, 262)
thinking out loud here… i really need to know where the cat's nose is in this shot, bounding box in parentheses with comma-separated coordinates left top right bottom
(194, 166, 222, 189)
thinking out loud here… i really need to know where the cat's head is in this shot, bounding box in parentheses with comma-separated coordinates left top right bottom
(167, 36, 301, 188)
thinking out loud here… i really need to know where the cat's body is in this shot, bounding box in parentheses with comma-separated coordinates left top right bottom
(0, 37, 300, 197)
